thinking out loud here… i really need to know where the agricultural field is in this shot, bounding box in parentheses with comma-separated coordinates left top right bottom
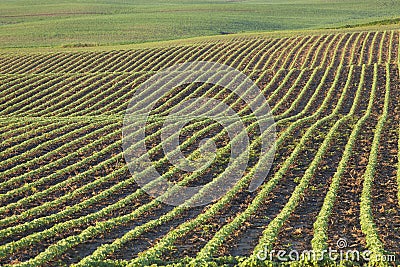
(0, 0, 400, 48)
(0, 27, 399, 267)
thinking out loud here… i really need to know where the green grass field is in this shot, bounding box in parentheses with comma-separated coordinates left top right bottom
(0, 0, 399, 48)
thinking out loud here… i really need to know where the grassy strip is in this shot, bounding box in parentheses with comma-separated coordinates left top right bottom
(335, 18, 400, 29)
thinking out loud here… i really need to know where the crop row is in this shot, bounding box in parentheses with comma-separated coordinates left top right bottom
(0, 30, 398, 75)
(1, 30, 399, 266)
(0, 59, 340, 266)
